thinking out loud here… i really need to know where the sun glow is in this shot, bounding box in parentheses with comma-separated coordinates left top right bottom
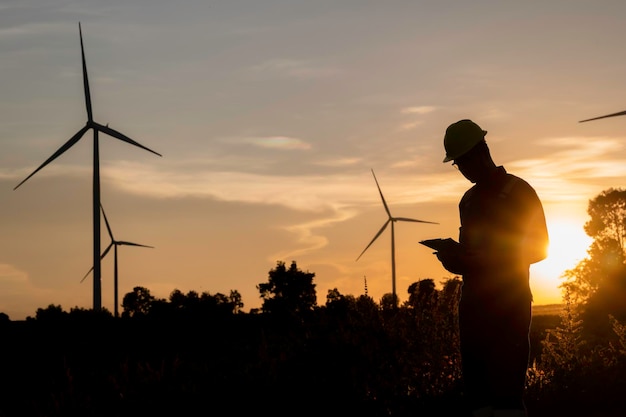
(531, 219, 593, 304)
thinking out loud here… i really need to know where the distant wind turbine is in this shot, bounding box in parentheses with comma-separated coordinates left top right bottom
(579, 110, 626, 123)
(13, 22, 161, 311)
(356, 169, 438, 304)
(81, 204, 154, 317)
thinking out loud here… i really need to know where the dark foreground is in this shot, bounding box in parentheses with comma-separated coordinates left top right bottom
(0, 311, 624, 417)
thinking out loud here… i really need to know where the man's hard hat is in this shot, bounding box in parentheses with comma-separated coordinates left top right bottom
(442, 119, 487, 163)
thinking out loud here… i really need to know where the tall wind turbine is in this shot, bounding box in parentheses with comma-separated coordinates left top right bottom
(579, 110, 626, 123)
(14, 22, 161, 311)
(356, 169, 437, 304)
(81, 204, 154, 317)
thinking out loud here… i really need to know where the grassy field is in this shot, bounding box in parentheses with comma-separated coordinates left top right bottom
(532, 303, 564, 316)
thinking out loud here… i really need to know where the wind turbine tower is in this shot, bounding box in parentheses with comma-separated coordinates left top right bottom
(356, 169, 437, 304)
(82, 205, 153, 317)
(14, 23, 161, 311)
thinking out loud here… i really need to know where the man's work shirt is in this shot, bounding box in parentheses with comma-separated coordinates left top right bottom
(458, 166, 549, 301)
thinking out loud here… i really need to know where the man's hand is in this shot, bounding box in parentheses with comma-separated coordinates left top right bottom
(435, 247, 466, 275)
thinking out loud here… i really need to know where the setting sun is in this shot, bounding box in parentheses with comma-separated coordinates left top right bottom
(531, 219, 593, 303)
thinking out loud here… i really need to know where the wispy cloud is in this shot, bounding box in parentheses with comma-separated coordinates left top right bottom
(313, 157, 361, 167)
(66, 132, 623, 233)
(218, 135, 311, 151)
(250, 58, 340, 79)
(398, 121, 423, 131)
(7, 164, 90, 183)
(0, 263, 53, 320)
(397, 106, 436, 131)
(101, 162, 452, 212)
(540, 136, 624, 158)
(272, 204, 358, 260)
(400, 106, 436, 115)
(238, 136, 312, 150)
(0, 264, 29, 286)
(506, 135, 626, 204)
(0, 22, 61, 38)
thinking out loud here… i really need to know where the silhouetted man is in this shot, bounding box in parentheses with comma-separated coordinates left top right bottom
(434, 119, 549, 417)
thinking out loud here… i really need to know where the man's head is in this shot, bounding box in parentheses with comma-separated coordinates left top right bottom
(442, 119, 487, 163)
(442, 119, 495, 183)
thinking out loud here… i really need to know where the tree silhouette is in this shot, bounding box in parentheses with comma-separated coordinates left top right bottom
(197, 290, 244, 315)
(380, 292, 398, 311)
(406, 279, 438, 310)
(563, 239, 624, 303)
(122, 286, 156, 318)
(225, 290, 244, 314)
(323, 288, 359, 321)
(584, 188, 626, 251)
(562, 188, 626, 338)
(257, 260, 317, 316)
(35, 304, 67, 321)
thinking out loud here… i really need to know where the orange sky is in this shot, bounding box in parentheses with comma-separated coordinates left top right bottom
(1, 2, 625, 319)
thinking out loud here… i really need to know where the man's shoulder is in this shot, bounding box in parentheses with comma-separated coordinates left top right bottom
(460, 172, 535, 202)
(503, 173, 536, 193)
(460, 183, 479, 201)
(501, 173, 543, 207)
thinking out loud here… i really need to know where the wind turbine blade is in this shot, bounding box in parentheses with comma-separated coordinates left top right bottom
(94, 122, 162, 157)
(117, 241, 154, 248)
(100, 204, 114, 240)
(395, 217, 439, 225)
(371, 169, 392, 218)
(80, 242, 113, 283)
(356, 219, 390, 261)
(79, 22, 93, 122)
(579, 110, 626, 123)
(13, 125, 90, 190)
(101, 242, 114, 259)
(80, 266, 94, 283)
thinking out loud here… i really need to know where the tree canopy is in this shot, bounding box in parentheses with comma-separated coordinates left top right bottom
(562, 188, 626, 336)
(257, 260, 317, 316)
(584, 188, 626, 251)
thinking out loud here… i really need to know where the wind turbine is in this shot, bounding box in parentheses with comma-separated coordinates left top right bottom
(81, 204, 154, 317)
(579, 110, 626, 123)
(14, 22, 161, 311)
(356, 169, 437, 304)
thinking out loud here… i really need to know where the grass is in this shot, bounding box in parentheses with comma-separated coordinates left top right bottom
(532, 303, 564, 316)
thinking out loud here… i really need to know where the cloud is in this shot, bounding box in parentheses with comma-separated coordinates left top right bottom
(313, 157, 361, 167)
(8, 164, 90, 184)
(527, 136, 626, 179)
(398, 121, 423, 131)
(17, 131, 623, 232)
(273, 204, 358, 260)
(400, 106, 436, 115)
(0, 170, 17, 180)
(0, 22, 61, 38)
(0, 264, 29, 286)
(0, 263, 55, 320)
(391, 160, 418, 169)
(250, 58, 340, 79)
(99, 161, 463, 220)
(506, 135, 626, 205)
(540, 136, 624, 158)
(397, 106, 436, 131)
(237, 136, 312, 150)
